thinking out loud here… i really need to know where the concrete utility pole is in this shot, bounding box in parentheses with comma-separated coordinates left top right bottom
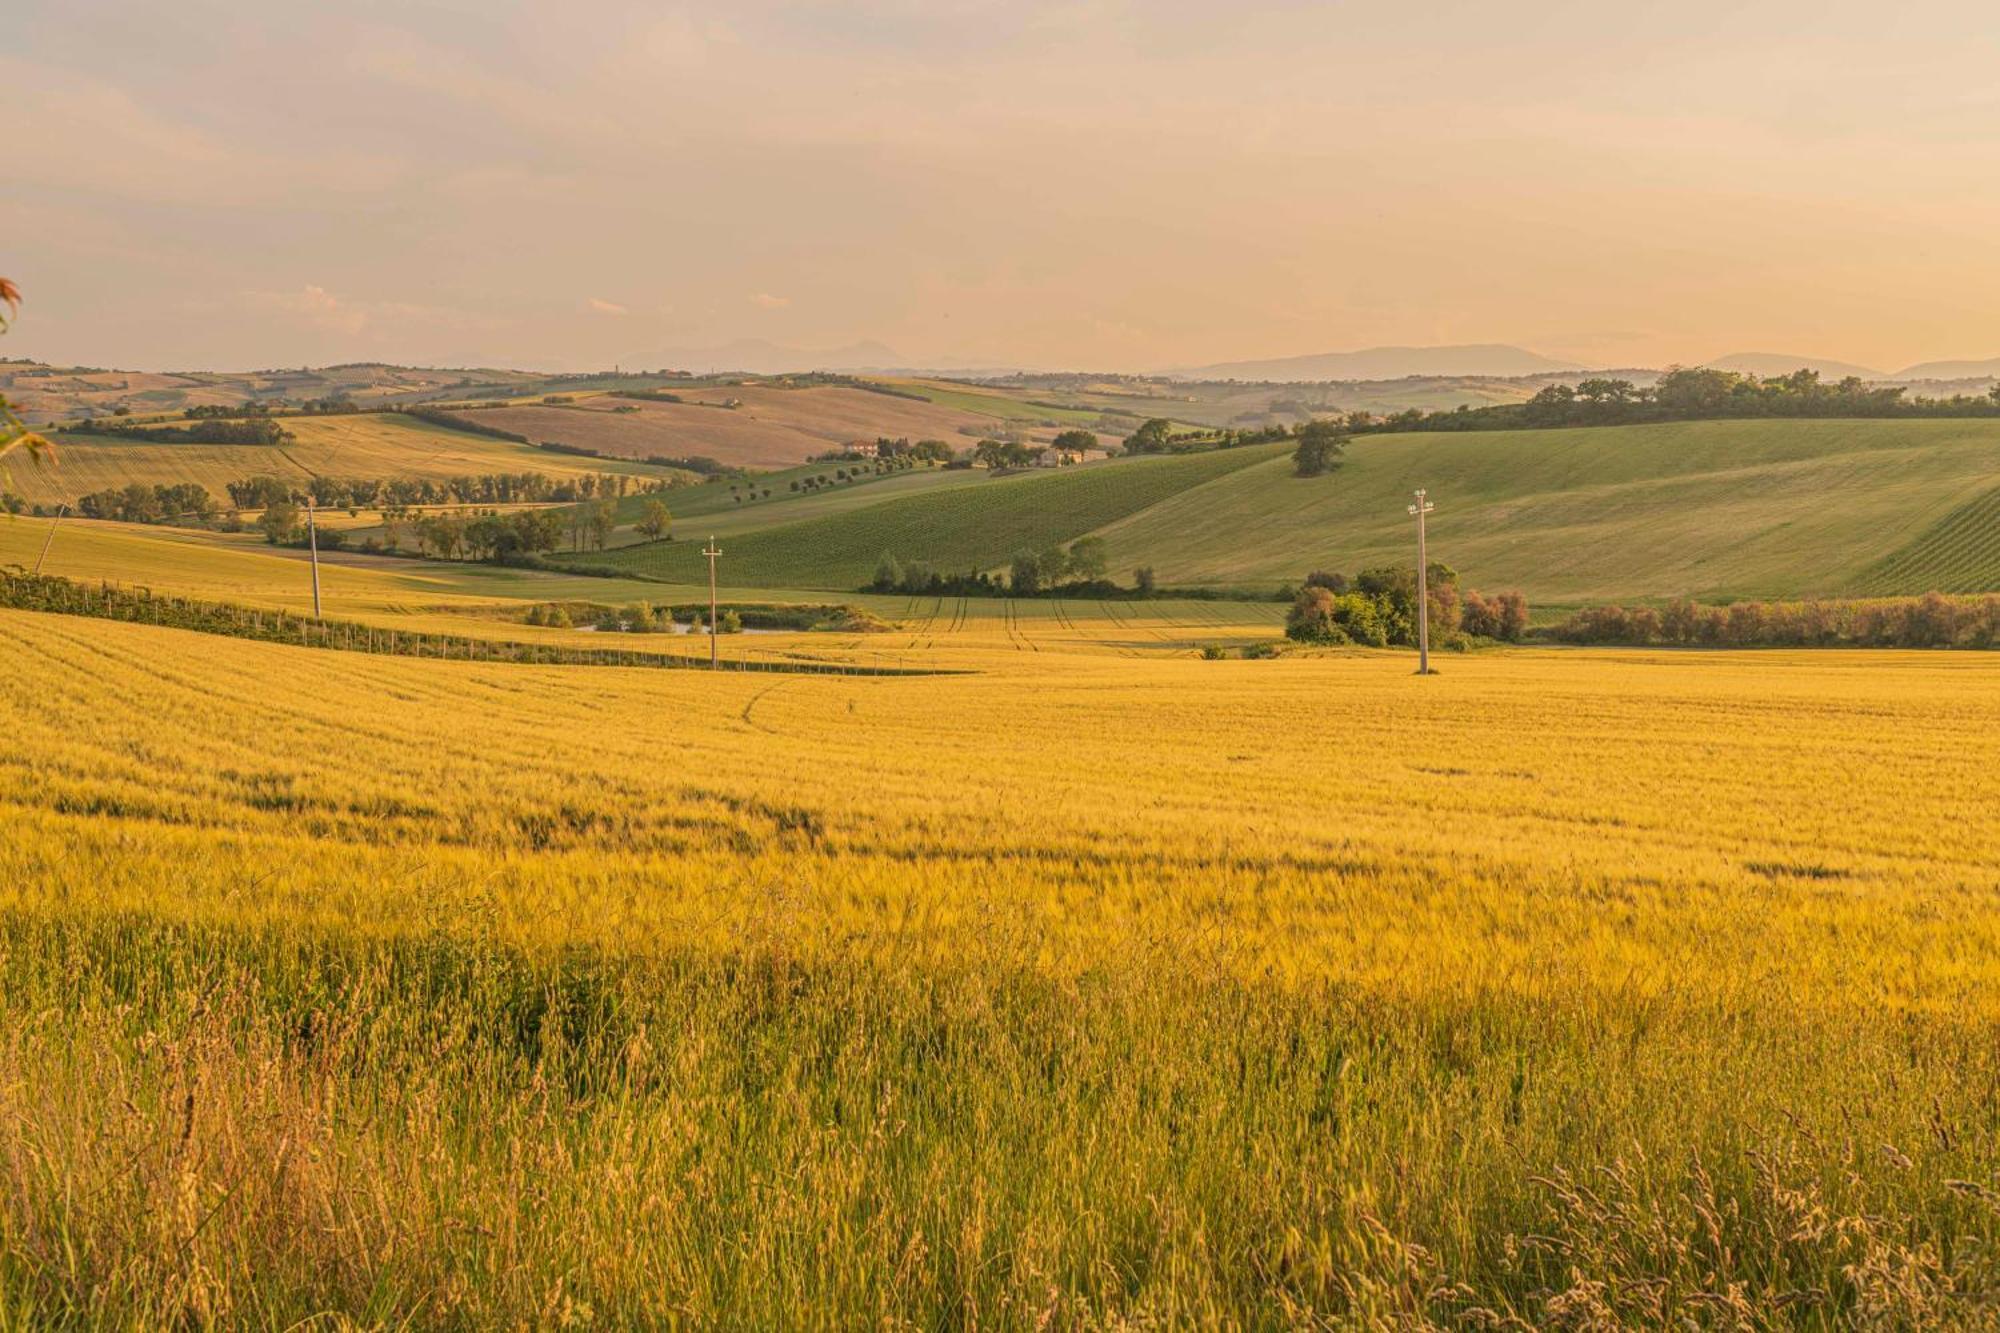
(1408, 488, 1436, 674)
(702, 535, 722, 669)
(305, 496, 324, 621)
(32, 504, 67, 574)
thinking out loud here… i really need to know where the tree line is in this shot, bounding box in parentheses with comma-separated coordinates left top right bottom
(1285, 566, 1528, 648)
(867, 537, 1159, 598)
(54, 469, 666, 528)
(1122, 419, 1293, 456)
(1309, 367, 2000, 436)
(1553, 593, 2000, 649)
(62, 417, 293, 445)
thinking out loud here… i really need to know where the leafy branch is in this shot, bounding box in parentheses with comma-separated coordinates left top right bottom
(0, 278, 55, 482)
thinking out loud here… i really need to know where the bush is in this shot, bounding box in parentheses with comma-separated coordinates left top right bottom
(1286, 587, 1389, 646)
(1461, 589, 1529, 641)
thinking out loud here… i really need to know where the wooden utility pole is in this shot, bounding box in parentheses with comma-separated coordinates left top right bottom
(305, 496, 324, 621)
(703, 535, 722, 669)
(32, 504, 66, 574)
(1408, 488, 1436, 674)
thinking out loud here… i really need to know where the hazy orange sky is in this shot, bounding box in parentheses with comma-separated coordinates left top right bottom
(7, 0, 2000, 373)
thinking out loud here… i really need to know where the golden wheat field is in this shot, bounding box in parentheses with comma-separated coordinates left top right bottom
(3, 597, 1999, 1327)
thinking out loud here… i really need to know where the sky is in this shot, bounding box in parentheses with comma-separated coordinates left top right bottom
(6, 0, 2000, 374)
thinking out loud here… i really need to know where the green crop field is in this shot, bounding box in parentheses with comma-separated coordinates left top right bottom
(593, 462, 991, 547)
(1095, 419, 2000, 602)
(581, 447, 1276, 588)
(870, 377, 1113, 426)
(1853, 480, 2000, 595)
(567, 418, 2000, 600)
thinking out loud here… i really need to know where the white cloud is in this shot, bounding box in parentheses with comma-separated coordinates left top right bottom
(588, 298, 629, 315)
(274, 285, 369, 336)
(749, 292, 791, 310)
(243, 287, 502, 342)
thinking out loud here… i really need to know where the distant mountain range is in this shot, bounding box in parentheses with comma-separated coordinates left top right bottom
(1702, 352, 1890, 380)
(627, 338, 1024, 377)
(1890, 357, 2000, 381)
(1702, 352, 2000, 382)
(1168, 344, 1588, 382)
(1163, 343, 2000, 387)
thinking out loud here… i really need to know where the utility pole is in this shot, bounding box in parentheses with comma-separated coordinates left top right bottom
(32, 504, 67, 575)
(305, 496, 324, 621)
(1408, 488, 1436, 675)
(703, 535, 722, 669)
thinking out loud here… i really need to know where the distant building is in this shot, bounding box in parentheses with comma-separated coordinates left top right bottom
(1035, 446, 1110, 468)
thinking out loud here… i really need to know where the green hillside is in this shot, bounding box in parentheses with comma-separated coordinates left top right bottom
(1851, 481, 2000, 595)
(581, 448, 1277, 588)
(1095, 419, 2000, 603)
(574, 419, 2000, 601)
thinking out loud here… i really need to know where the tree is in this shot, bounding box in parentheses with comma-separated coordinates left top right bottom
(512, 506, 568, 552)
(588, 500, 617, 551)
(1067, 536, 1108, 580)
(1575, 378, 1636, 404)
(1133, 566, 1157, 595)
(873, 551, 905, 592)
(0, 279, 52, 484)
(1292, 419, 1348, 478)
(1009, 552, 1044, 595)
(1052, 428, 1098, 453)
(636, 499, 671, 541)
(1355, 566, 1419, 644)
(1124, 419, 1174, 454)
(258, 500, 302, 545)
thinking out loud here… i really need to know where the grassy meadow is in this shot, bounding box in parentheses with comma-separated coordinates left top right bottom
(2, 598, 1999, 1324)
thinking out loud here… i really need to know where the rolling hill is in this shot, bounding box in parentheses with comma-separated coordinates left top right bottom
(1704, 353, 1888, 380)
(446, 384, 1088, 470)
(1169, 343, 1585, 382)
(565, 419, 2000, 602)
(1892, 357, 2000, 381)
(580, 449, 1275, 588)
(2, 414, 687, 508)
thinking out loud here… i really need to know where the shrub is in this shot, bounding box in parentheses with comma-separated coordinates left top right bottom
(1286, 587, 1388, 646)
